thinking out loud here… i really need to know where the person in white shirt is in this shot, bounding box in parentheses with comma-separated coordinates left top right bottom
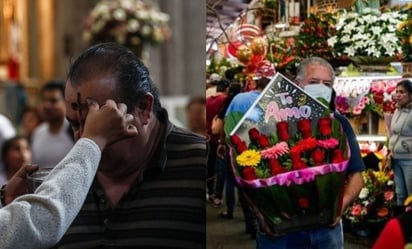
(31, 81, 74, 168)
(0, 99, 137, 249)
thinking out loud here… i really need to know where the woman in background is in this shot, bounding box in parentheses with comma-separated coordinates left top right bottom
(387, 79, 412, 206)
(1, 136, 31, 180)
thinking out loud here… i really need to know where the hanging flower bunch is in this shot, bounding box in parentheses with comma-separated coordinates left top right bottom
(343, 169, 395, 228)
(327, 8, 405, 58)
(295, 13, 337, 61)
(83, 0, 171, 47)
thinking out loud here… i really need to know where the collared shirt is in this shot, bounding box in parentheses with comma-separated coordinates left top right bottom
(52, 109, 207, 249)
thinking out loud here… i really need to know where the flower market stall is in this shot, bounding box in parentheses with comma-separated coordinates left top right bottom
(207, 0, 412, 244)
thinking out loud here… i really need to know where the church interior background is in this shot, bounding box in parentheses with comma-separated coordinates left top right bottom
(0, 0, 205, 128)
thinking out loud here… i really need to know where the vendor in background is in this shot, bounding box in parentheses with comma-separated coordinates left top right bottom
(387, 79, 412, 206)
(255, 57, 365, 249)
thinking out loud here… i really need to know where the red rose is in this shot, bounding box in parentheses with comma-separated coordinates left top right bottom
(332, 149, 345, 163)
(311, 148, 325, 165)
(258, 134, 270, 148)
(248, 128, 260, 142)
(300, 137, 317, 151)
(318, 117, 332, 137)
(237, 141, 248, 153)
(230, 134, 243, 147)
(242, 166, 257, 180)
(277, 121, 289, 141)
(298, 197, 310, 209)
(291, 157, 308, 170)
(298, 119, 312, 138)
(269, 159, 287, 176)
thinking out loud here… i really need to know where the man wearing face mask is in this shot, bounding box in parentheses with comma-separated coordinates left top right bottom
(255, 57, 365, 249)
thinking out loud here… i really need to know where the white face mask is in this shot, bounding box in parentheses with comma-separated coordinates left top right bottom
(304, 84, 332, 103)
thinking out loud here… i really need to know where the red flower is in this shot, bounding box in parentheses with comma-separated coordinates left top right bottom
(269, 158, 287, 176)
(291, 156, 308, 170)
(276, 121, 289, 141)
(297, 118, 312, 138)
(237, 141, 248, 153)
(311, 148, 326, 165)
(242, 166, 257, 180)
(258, 134, 270, 148)
(230, 134, 243, 147)
(332, 149, 345, 163)
(318, 117, 332, 137)
(298, 197, 310, 209)
(248, 128, 260, 142)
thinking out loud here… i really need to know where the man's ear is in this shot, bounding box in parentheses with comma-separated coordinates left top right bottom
(136, 93, 154, 125)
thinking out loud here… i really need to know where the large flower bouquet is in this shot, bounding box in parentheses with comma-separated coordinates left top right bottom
(343, 169, 395, 237)
(83, 0, 170, 47)
(225, 73, 349, 234)
(327, 8, 404, 59)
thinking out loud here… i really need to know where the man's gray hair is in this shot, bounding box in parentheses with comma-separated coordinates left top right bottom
(295, 57, 335, 83)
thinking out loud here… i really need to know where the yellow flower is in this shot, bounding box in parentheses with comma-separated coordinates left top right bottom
(404, 195, 412, 206)
(398, 21, 406, 31)
(409, 34, 412, 44)
(236, 149, 261, 167)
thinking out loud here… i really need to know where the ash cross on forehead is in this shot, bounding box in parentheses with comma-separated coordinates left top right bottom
(70, 92, 89, 117)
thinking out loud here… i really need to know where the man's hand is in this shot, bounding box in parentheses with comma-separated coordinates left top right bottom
(82, 99, 138, 151)
(4, 165, 39, 205)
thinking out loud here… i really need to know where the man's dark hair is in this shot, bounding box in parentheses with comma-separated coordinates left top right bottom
(216, 79, 230, 92)
(41, 80, 65, 98)
(67, 42, 161, 114)
(256, 77, 271, 90)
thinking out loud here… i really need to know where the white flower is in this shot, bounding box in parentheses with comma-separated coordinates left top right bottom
(329, 10, 403, 57)
(128, 19, 140, 32)
(387, 180, 394, 186)
(84, 0, 170, 45)
(113, 8, 126, 21)
(359, 187, 369, 199)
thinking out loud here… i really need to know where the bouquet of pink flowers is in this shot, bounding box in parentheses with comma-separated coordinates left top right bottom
(225, 73, 349, 233)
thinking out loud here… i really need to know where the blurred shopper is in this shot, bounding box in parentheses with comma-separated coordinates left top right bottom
(206, 79, 229, 206)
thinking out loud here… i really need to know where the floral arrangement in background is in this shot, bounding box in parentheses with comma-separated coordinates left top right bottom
(206, 57, 242, 80)
(83, 0, 171, 47)
(396, 3, 412, 62)
(267, 37, 298, 70)
(344, 169, 395, 231)
(369, 79, 398, 114)
(334, 79, 377, 117)
(295, 13, 337, 62)
(328, 8, 405, 59)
